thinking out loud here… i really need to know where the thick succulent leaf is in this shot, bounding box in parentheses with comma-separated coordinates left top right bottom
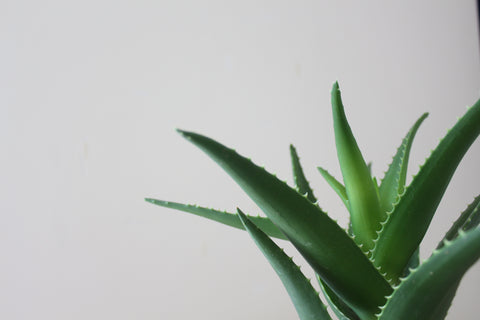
(177, 129, 392, 318)
(372, 98, 480, 282)
(331, 82, 383, 251)
(317, 167, 349, 210)
(372, 177, 380, 203)
(237, 209, 332, 320)
(461, 200, 480, 232)
(427, 280, 460, 320)
(290, 145, 317, 203)
(415, 198, 479, 316)
(378, 227, 480, 320)
(437, 195, 480, 249)
(316, 275, 360, 320)
(145, 198, 287, 240)
(400, 247, 420, 278)
(379, 113, 428, 213)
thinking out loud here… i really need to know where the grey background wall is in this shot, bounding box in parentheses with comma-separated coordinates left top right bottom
(1, 1, 479, 319)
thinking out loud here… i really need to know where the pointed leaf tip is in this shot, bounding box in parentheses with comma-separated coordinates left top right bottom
(290, 144, 317, 203)
(373, 98, 480, 281)
(331, 81, 383, 250)
(176, 128, 189, 136)
(179, 129, 391, 317)
(148, 199, 287, 240)
(379, 112, 429, 214)
(332, 81, 340, 91)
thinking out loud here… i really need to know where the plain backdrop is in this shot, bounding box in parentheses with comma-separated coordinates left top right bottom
(1, 1, 480, 319)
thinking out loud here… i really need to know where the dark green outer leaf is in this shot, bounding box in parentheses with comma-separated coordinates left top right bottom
(237, 209, 332, 320)
(426, 198, 480, 318)
(400, 247, 420, 278)
(378, 228, 480, 320)
(379, 113, 428, 214)
(461, 200, 480, 232)
(427, 280, 460, 320)
(332, 82, 383, 251)
(437, 195, 480, 249)
(145, 198, 287, 240)
(290, 145, 317, 203)
(317, 275, 360, 320)
(177, 129, 392, 319)
(372, 99, 480, 282)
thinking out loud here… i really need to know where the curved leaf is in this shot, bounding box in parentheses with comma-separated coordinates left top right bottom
(177, 129, 392, 319)
(290, 145, 317, 203)
(461, 200, 480, 232)
(372, 98, 480, 282)
(317, 167, 349, 210)
(145, 198, 287, 240)
(379, 113, 428, 213)
(237, 209, 332, 320)
(437, 195, 480, 249)
(332, 82, 383, 251)
(378, 228, 480, 320)
(400, 247, 420, 278)
(317, 275, 360, 320)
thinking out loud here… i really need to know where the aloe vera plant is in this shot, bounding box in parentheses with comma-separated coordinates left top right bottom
(147, 82, 480, 320)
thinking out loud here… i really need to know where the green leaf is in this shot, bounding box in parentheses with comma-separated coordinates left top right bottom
(331, 82, 383, 251)
(145, 198, 287, 240)
(317, 167, 349, 210)
(237, 209, 332, 320)
(379, 113, 428, 214)
(461, 200, 480, 232)
(290, 145, 317, 203)
(437, 195, 480, 249)
(177, 129, 392, 319)
(400, 247, 420, 278)
(372, 99, 480, 282)
(316, 275, 360, 320)
(426, 198, 480, 318)
(378, 227, 480, 320)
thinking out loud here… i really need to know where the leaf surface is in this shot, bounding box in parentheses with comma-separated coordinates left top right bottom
(437, 195, 480, 249)
(372, 98, 480, 282)
(332, 82, 383, 250)
(145, 198, 287, 240)
(290, 145, 317, 203)
(400, 247, 420, 278)
(317, 275, 360, 320)
(237, 209, 332, 320)
(177, 129, 392, 318)
(378, 228, 480, 320)
(379, 113, 428, 213)
(317, 167, 349, 210)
